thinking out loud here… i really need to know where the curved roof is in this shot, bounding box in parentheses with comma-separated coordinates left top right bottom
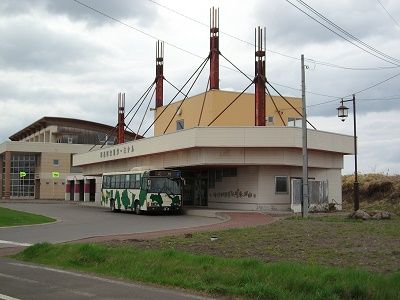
(9, 116, 141, 141)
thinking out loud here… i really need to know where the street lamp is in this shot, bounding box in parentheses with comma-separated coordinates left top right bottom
(337, 94, 359, 211)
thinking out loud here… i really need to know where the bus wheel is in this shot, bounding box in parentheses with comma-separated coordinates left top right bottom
(134, 201, 141, 215)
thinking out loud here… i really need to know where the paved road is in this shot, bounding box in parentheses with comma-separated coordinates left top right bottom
(0, 202, 222, 247)
(0, 257, 214, 300)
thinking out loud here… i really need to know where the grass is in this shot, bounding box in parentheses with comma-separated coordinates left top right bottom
(342, 173, 400, 215)
(15, 242, 400, 300)
(114, 214, 400, 273)
(0, 206, 55, 227)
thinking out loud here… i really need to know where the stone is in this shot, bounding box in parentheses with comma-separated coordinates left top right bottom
(370, 210, 391, 220)
(349, 209, 370, 220)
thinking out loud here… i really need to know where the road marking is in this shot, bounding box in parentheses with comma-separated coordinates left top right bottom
(0, 240, 32, 247)
(0, 272, 39, 284)
(0, 293, 21, 300)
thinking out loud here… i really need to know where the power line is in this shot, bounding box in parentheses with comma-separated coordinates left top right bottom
(285, 0, 400, 66)
(295, 0, 400, 65)
(147, 0, 400, 71)
(376, 0, 400, 28)
(71, 0, 205, 60)
(307, 70, 400, 108)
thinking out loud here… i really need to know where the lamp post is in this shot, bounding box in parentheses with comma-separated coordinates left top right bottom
(337, 94, 359, 211)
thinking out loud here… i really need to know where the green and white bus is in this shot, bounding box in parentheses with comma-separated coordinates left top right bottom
(101, 167, 183, 214)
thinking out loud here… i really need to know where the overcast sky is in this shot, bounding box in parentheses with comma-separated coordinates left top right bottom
(0, 0, 399, 174)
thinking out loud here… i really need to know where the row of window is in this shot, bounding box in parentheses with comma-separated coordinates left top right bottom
(102, 174, 142, 190)
(175, 118, 302, 129)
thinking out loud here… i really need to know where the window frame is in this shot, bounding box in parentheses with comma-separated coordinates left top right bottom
(275, 176, 288, 194)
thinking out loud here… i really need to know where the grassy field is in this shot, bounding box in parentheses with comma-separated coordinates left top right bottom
(111, 214, 400, 273)
(0, 206, 55, 227)
(15, 242, 400, 300)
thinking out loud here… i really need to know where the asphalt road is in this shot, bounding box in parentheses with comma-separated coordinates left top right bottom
(0, 202, 222, 247)
(0, 257, 214, 300)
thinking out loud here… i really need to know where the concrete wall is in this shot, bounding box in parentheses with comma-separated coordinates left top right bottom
(208, 165, 342, 211)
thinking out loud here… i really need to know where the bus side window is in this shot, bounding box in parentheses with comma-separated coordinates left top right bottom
(129, 174, 135, 189)
(135, 174, 141, 189)
(103, 176, 108, 189)
(110, 176, 116, 189)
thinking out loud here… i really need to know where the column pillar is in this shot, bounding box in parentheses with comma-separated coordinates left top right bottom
(65, 180, 71, 201)
(74, 179, 80, 201)
(83, 178, 90, 202)
(4, 151, 11, 199)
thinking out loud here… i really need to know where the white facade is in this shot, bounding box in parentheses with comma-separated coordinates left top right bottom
(73, 127, 353, 212)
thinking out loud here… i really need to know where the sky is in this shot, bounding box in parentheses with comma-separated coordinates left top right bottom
(0, 0, 399, 174)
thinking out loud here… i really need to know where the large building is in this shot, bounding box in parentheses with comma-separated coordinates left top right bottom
(70, 15, 354, 212)
(0, 117, 137, 200)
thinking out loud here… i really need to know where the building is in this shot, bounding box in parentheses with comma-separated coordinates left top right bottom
(70, 12, 354, 212)
(0, 116, 138, 200)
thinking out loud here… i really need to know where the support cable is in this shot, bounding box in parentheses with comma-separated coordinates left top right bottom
(198, 76, 210, 126)
(125, 81, 155, 120)
(125, 80, 156, 131)
(220, 52, 253, 83)
(141, 55, 210, 137)
(267, 81, 317, 130)
(89, 124, 118, 151)
(135, 87, 156, 140)
(164, 77, 186, 97)
(265, 85, 286, 126)
(163, 56, 210, 133)
(208, 81, 254, 126)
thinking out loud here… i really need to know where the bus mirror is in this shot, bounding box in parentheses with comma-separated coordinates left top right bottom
(147, 179, 151, 188)
(181, 178, 186, 186)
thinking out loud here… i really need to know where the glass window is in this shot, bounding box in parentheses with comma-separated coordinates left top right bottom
(53, 159, 59, 166)
(275, 176, 288, 193)
(135, 174, 141, 189)
(176, 119, 184, 131)
(223, 168, 237, 177)
(208, 169, 216, 188)
(110, 176, 116, 189)
(288, 117, 302, 127)
(216, 169, 222, 182)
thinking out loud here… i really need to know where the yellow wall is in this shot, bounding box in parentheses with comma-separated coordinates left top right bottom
(154, 90, 303, 135)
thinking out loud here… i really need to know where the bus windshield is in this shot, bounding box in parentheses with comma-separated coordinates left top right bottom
(147, 177, 181, 195)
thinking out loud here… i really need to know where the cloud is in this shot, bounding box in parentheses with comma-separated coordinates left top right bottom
(0, 19, 107, 73)
(254, 0, 398, 48)
(0, 0, 155, 27)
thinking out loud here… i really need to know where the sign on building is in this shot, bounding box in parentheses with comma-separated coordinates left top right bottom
(52, 172, 60, 178)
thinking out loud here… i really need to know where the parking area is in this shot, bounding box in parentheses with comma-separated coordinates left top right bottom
(0, 202, 223, 246)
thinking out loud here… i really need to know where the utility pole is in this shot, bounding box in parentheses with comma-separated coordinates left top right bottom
(301, 54, 309, 217)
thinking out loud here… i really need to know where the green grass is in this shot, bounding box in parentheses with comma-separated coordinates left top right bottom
(0, 206, 55, 227)
(15, 242, 400, 300)
(124, 214, 400, 273)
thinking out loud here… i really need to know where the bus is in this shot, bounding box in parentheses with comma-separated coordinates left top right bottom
(101, 167, 183, 214)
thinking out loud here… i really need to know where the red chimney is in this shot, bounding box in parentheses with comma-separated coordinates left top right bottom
(255, 27, 266, 126)
(117, 92, 125, 144)
(210, 7, 219, 90)
(155, 41, 164, 108)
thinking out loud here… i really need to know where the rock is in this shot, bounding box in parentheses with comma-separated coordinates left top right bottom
(370, 210, 391, 220)
(349, 209, 370, 220)
(184, 233, 193, 238)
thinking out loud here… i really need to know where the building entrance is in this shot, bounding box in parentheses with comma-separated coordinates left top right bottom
(181, 170, 208, 207)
